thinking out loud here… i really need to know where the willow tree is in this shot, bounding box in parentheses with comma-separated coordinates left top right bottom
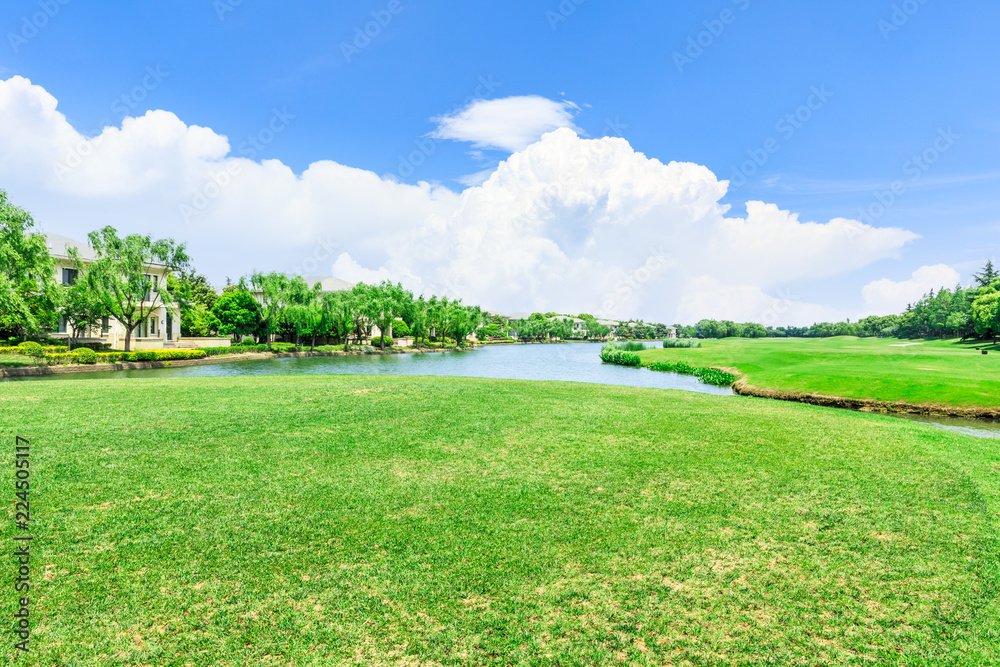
(250, 271, 289, 349)
(74, 227, 188, 352)
(0, 189, 60, 339)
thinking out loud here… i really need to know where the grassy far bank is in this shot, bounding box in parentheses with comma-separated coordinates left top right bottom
(639, 337, 1000, 409)
(2, 375, 999, 665)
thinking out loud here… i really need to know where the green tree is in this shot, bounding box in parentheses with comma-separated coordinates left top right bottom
(75, 226, 188, 351)
(972, 281, 1000, 343)
(973, 260, 998, 288)
(323, 290, 357, 351)
(284, 277, 323, 349)
(0, 189, 60, 339)
(61, 278, 105, 350)
(365, 281, 407, 351)
(210, 289, 262, 340)
(250, 271, 290, 349)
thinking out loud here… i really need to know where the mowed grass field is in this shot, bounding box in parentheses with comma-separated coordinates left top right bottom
(2, 374, 999, 665)
(641, 337, 1000, 408)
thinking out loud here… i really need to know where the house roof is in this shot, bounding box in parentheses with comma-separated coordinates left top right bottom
(46, 232, 173, 269)
(46, 233, 98, 262)
(300, 276, 355, 293)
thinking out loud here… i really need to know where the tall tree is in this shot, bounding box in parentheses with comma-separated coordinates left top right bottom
(74, 227, 188, 351)
(61, 277, 106, 350)
(283, 276, 323, 349)
(972, 281, 1000, 343)
(250, 271, 290, 349)
(366, 280, 406, 351)
(323, 290, 356, 351)
(209, 288, 262, 341)
(973, 260, 998, 288)
(0, 189, 60, 339)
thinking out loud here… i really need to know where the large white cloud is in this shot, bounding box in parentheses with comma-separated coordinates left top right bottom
(861, 264, 961, 315)
(0, 76, 922, 324)
(431, 95, 581, 152)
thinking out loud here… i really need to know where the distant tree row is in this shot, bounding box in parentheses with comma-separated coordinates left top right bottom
(184, 273, 486, 351)
(681, 261, 999, 342)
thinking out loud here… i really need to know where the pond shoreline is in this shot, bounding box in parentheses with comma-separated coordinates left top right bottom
(724, 368, 1000, 420)
(0, 347, 465, 379)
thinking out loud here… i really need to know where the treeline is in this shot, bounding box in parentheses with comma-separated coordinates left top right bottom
(683, 261, 1000, 342)
(183, 273, 487, 351)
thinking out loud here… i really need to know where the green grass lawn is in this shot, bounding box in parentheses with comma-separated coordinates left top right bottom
(640, 337, 1000, 408)
(2, 375, 999, 665)
(0, 354, 38, 368)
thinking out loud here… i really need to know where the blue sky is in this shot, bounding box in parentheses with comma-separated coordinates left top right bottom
(1, 0, 997, 322)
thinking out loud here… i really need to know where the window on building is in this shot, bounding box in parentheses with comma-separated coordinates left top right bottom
(102, 317, 110, 335)
(61, 268, 78, 285)
(57, 316, 66, 333)
(149, 317, 156, 335)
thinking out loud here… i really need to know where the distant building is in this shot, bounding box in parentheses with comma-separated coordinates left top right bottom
(46, 234, 181, 350)
(548, 315, 587, 335)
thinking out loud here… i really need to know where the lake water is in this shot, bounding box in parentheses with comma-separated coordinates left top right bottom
(5, 342, 734, 395)
(9, 342, 999, 440)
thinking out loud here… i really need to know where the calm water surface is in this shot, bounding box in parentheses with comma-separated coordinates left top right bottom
(6, 342, 734, 395)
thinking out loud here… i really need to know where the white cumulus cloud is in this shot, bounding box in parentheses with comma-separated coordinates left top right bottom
(431, 95, 581, 152)
(861, 264, 961, 315)
(0, 76, 924, 325)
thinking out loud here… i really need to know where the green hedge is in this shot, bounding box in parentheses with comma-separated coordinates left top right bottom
(371, 336, 394, 348)
(199, 345, 270, 357)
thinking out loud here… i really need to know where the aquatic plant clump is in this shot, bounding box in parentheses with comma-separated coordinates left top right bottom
(663, 338, 701, 348)
(600, 343, 642, 367)
(648, 359, 736, 386)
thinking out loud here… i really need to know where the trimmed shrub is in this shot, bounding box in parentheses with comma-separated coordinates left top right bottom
(240, 336, 256, 346)
(45, 353, 76, 365)
(120, 350, 208, 362)
(270, 342, 298, 352)
(16, 341, 45, 358)
(371, 336, 394, 348)
(73, 347, 98, 364)
(199, 345, 271, 357)
(391, 320, 412, 337)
